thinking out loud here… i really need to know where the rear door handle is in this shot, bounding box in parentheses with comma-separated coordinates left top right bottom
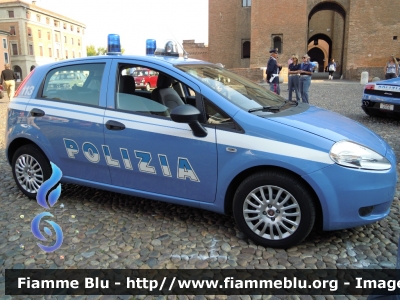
(30, 108, 45, 117)
(105, 120, 125, 130)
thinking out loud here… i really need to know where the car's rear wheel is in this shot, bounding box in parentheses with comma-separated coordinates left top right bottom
(146, 83, 151, 91)
(12, 145, 51, 199)
(233, 171, 316, 248)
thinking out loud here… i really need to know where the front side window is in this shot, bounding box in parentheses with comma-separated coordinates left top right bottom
(42, 63, 105, 106)
(115, 64, 193, 119)
(204, 98, 237, 130)
(176, 64, 287, 115)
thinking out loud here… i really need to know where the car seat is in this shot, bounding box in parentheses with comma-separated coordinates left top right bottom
(119, 76, 136, 95)
(151, 73, 184, 111)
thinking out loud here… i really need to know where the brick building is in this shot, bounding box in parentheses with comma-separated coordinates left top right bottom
(0, 0, 86, 81)
(208, 0, 400, 81)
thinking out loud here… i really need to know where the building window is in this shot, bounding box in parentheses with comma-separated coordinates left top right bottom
(72, 51, 75, 58)
(47, 31, 50, 40)
(38, 30, 41, 38)
(272, 35, 283, 53)
(10, 26, 16, 36)
(36, 14, 41, 22)
(77, 27, 80, 33)
(56, 49, 59, 58)
(71, 38, 74, 45)
(242, 0, 251, 7)
(29, 44, 33, 55)
(11, 43, 18, 55)
(4, 52, 9, 64)
(27, 27, 32, 37)
(79, 51, 81, 57)
(49, 47, 52, 57)
(64, 36, 67, 43)
(70, 25, 74, 31)
(63, 23, 67, 29)
(65, 50, 68, 59)
(3, 38, 7, 49)
(78, 39, 81, 46)
(39, 46, 43, 56)
(8, 11, 14, 18)
(242, 40, 250, 58)
(46, 17, 50, 24)
(54, 20, 59, 27)
(26, 11, 31, 19)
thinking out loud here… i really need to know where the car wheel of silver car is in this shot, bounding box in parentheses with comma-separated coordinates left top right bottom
(12, 144, 51, 199)
(146, 83, 151, 91)
(233, 171, 316, 248)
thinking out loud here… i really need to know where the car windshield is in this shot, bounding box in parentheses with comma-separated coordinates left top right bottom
(176, 64, 287, 112)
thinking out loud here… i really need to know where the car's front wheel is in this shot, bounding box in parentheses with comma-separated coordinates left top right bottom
(12, 144, 51, 199)
(233, 171, 316, 248)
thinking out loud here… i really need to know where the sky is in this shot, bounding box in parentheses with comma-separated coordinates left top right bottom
(35, 0, 209, 55)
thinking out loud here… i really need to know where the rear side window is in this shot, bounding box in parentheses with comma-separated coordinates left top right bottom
(41, 63, 104, 106)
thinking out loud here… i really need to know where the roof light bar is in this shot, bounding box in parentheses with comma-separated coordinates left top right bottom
(107, 34, 121, 55)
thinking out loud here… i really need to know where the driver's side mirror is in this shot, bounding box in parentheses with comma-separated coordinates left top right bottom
(170, 105, 207, 137)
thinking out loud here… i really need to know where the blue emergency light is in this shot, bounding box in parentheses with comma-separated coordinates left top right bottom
(146, 39, 157, 55)
(107, 34, 121, 55)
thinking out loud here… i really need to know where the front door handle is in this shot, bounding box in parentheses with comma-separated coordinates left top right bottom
(105, 120, 125, 130)
(30, 108, 45, 117)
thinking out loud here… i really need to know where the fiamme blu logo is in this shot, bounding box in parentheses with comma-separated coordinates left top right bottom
(30, 162, 64, 252)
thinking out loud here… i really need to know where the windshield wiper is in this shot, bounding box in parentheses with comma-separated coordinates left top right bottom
(248, 106, 280, 113)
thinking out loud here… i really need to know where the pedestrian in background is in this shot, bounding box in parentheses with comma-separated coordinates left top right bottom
(299, 54, 314, 103)
(288, 55, 301, 102)
(328, 58, 336, 80)
(266, 48, 282, 95)
(384, 55, 398, 79)
(1, 64, 17, 101)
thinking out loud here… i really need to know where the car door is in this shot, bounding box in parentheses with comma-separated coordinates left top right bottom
(26, 60, 112, 184)
(102, 60, 218, 202)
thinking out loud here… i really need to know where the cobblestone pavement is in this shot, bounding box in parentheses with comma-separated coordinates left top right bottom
(0, 80, 399, 300)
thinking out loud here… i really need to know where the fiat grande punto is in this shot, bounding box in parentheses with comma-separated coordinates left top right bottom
(5, 39, 397, 248)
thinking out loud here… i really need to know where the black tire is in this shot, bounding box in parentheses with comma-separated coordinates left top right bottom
(146, 83, 151, 91)
(11, 144, 51, 199)
(233, 171, 316, 248)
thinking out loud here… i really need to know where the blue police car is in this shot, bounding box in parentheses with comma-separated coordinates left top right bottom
(5, 35, 397, 248)
(362, 77, 400, 118)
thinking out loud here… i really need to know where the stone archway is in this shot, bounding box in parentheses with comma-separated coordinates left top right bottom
(308, 47, 325, 72)
(308, 1, 346, 75)
(13, 65, 22, 81)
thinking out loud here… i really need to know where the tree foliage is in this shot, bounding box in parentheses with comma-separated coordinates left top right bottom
(87, 45, 125, 56)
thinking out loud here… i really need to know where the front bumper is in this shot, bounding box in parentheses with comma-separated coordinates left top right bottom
(303, 154, 397, 231)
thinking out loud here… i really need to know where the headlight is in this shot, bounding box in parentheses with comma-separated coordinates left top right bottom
(329, 140, 391, 170)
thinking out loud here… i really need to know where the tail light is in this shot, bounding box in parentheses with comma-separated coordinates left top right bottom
(14, 68, 36, 97)
(365, 84, 375, 90)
